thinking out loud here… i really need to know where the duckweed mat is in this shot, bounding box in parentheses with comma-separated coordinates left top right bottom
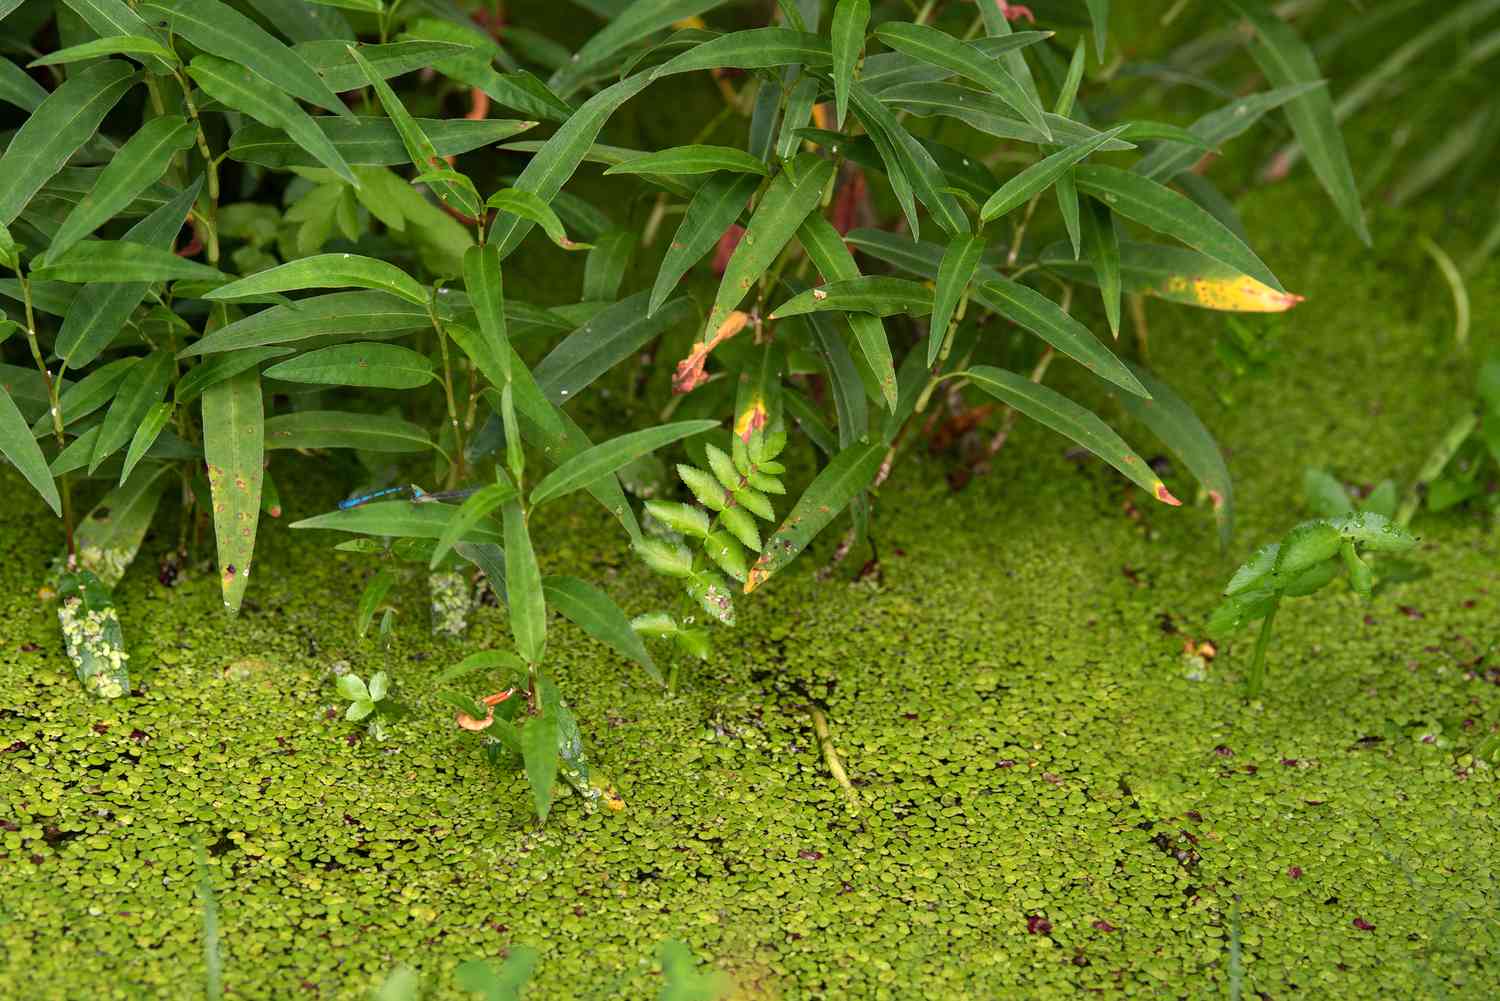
(3, 176, 1499, 999)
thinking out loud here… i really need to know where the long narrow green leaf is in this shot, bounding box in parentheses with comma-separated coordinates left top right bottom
(873, 22, 1048, 138)
(605, 144, 768, 177)
(0, 60, 137, 225)
(491, 74, 652, 259)
(708, 154, 833, 337)
(965, 365, 1178, 504)
(295, 39, 473, 91)
(1112, 363, 1234, 547)
(1084, 0, 1109, 60)
(118, 401, 173, 486)
(291, 501, 501, 543)
(31, 241, 222, 284)
(543, 575, 660, 684)
(531, 421, 718, 507)
(1073, 165, 1285, 292)
(830, 0, 869, 129)
(650, 172, 758, 317)
(228, 116, 535, 170)
(141, 0, 352, 116)
(263, 342, 435, 389)
(205, 254, 428, 305)
(797, 213, 896, 408)
(429, 482, 517, 570)
(977, 278, 1146, 397)
(58, 0, 175, 74)
(55, 181, 200, 369)
(90, 351, 172, 473)
(29, 34, 179, 68)
(503, 500, 546, 665)
(556, 0, 727, 91)
(1132, 82, 1323, 182)
(1225, 0, 1367, 244)
(772, 277, 933, 319)
(649, 28, 830, 78)
(929, 233, 984, 366)
(45, 116, 196, 264)
(0, 386, 62, 515)
(202, 370, 263, 613)
(0, 59, 48, 113)
(980, 125, 1127, 222)
(180, 291, 428, 357)
(37, 357, 138, 435)
(263, 411, 432, 452)
(462, 244, 510, 384)
(846, 80, 937, 239)
(175, 347, 291, 405)
(520, 710, 559, 821)
(1080, 195, 1121, 337)
(801, 309, 867, 448)
(745, 441, 884, 593)
(1039, 239, 1305, 313)
(187, 55, 357, 185)
(485, 190, 587, 250)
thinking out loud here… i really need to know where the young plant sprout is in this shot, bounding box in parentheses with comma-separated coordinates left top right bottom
(1209, 514, 1418, 696)
(336, 670, 390, 740)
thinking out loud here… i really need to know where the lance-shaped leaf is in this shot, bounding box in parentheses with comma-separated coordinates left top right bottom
(29, 34, 179, 68)
(35, 357, 137, 435)
(205, 254, 428, 305)
(462, 243, 510, 384)
(1, 385, 61, 515)
(1133, 82, 1324, 182)
(520, 709, 559, 821)
(772, 277, 933, 319)
(429, 482, 517, 570)
(798, 214, 897, 408)
(263, 411, 432, 452)
(0, 58, 49, 113)
(534, 293, 694, 404)
(502, 500, 546, 665)
(745, 440, 884, 593)
(1038, 239, 1304, 313)
(801, 309, 868, 449)
(90, 351, 173, 473)
(582, 228, 635, 300)
(44, 116, 195, 264)
(965, 365, 1178, 504)
(180, 291, 429, 356)
(263, 342, 435, 389)
(873, 21, 1048, 138)
(490, 74, 652, 259)
(846, 81, 953, 239)
(605, 145, 768, 178)
(830, 0, 869, 129)
(295, 39, 473, 91)
(31, 242, 222, 284)
(0, 60, 137, 225)
(531, 420, 719, 507)
(176, 347, 290, 404)
(202, 370, 263, 613)
(543, 576, 661, 684)
(928, 232, 984, 366)
(1084, 0, 1109, 60)
(73, 463, 172, 587)
(977, 278, 1145, 397)
(118, 401, 173, 486)
(228, 116, 534, 170)
(1079, 195, 1121, 336)
(293, 501, 502, 543)
(649, 28, 831, 78)
(141, 0, 351, 115)
(187, 55, 357, 185)
(1110, 362, 1234, 547)
(650, 172, 758, 317)
(486, 190, 587, 250)
(706, 154, 833, 336)
(1225, 0, 1367, 244)
(343, 43, 478, 217)
(556, 0, 728, 88)
(1073, 165, 1285, 292)
(980, 125, 1128, 222)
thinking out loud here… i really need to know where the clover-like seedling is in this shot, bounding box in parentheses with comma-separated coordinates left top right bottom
(337, 670, 390, 736)
(1209, 513, 1418, 696)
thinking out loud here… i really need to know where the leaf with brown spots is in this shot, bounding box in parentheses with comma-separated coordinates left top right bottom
(202, 369, 263, 614)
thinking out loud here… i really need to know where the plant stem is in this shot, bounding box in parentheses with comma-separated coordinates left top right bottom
(427, 298, 466, 487)
(15, 270, 75, 553)
(1396, 410, 1478, 527)
(1245, 603, 1278, 698)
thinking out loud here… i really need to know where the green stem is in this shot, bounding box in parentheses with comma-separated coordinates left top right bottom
(426, 296, 466, 487)
(1245, 603, 1279, 698)
(1395, 410, 1479, 527)
(15, 271, 75, 553)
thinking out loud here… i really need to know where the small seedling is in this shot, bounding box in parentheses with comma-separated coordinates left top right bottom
(337, 670, 391, 739)
(1209, 513, 1418, 696)
(1396, 353, 1500, 524)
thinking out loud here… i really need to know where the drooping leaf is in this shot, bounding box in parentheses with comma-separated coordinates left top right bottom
(1224, 0, 1367, 244)
(263, 342, 435, 389)
(0, 385, 61, 515)
(542, 576, 661, 684)
(1132, 82, 1325, 182)
(520, 709, 559, 821)
(1073, 165, 1285, 293)
(485, 189, 588, 250)
(846, 80, 967, 239)
(294, 39, 472, 90)
(798, 213, 896, 408)
(873, 22, 1048, 138)
(976, 278, 1147, 397)
(648, 28, 831, 78)
(745, 440, 884, 593)
(553, 0, 728, 93)
(118, 401, 173, 486)
(0, 55, 50, 113)
(429, 482, 517, 570)
(204, 254, 428, 305)
(141, 0, 352, 115)
(979, 125, 1128, 222)
(533, 293, 695, 404)
(965, 365, 1178, 504)
(502, 500, 546, 665)
(928, 232, 984, 366)
(1038, 239, 1304, 313)
(490, 74, 653, 259)
(830, 0, 869, 129)
(31, 241, 222, 284)
(262, 411, 433, 452)
(650, 171, 759, 317)
(90, 351, 173, 473)
(187, 55, 357, 185)
(0, 60, 138, 226)
(582, 228, 635, 302)
(462, 243, 511, 386)
(1084, 0, 1109, 60)
(1079, 196, 1120, 336)
(531, 421, 719, 507)
(202, 370, 263, 614)
(175, 347, 290, 404)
